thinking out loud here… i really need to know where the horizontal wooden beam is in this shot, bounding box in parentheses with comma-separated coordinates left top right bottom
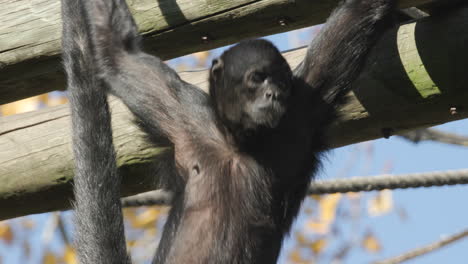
(0, 0, 434, 105)
(1, 7, 467, 220)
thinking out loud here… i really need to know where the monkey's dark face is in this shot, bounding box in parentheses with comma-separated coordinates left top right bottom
(209, 39, 293, 133)
(237, 60, 291, 129)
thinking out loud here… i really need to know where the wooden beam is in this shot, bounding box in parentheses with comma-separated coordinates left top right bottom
(1, 7, 467, 220)
(0, 0, 434, 105)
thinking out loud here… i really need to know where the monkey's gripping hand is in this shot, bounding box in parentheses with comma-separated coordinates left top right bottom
(80, 0, 216, 151)
(294, 0, 398, 105)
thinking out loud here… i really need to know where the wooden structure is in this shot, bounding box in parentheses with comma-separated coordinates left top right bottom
(0, 0, 467, 220)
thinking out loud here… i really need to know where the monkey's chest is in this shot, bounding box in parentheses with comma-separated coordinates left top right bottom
(260, 121, 319, 179)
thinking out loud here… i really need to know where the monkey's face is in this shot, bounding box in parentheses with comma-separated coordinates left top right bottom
(238, 63, 291, 129)
(209, 39, 293, 132)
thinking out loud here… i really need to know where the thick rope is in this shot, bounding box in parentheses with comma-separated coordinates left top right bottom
(310, 169, 468, 194)
(121, 169, 468, 207)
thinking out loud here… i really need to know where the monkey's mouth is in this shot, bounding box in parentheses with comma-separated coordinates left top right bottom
(252, 102, 286, 128)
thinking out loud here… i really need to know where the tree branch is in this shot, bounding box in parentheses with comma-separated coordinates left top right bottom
(399, 128, 468, 147)
(373, 228, 468, 264)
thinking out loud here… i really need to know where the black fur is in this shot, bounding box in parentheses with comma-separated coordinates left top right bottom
(62, 0, 397, 263)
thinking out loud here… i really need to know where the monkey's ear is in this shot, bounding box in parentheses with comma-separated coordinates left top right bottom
(211, 58, 224, 79)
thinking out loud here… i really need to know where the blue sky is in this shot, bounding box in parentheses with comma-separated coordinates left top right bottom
(313, 120, 468, 264)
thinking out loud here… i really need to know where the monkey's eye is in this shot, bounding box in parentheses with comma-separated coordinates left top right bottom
(249, 71, 267, 84)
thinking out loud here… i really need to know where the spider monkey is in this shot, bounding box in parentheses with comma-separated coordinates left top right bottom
(62, 0, 397, 263)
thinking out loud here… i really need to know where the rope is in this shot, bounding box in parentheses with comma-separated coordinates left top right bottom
(310, 169, 468, 194)
(122, 190, 173, 207)
(121, 169, 468, 207)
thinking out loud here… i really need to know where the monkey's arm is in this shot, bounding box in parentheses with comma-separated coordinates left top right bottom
(61, 0, 130, 263)
(294, 0, 397, 104)
(81, 0, 215, 147)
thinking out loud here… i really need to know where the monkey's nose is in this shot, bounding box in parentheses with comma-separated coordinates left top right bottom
(265, 91, 280, 101)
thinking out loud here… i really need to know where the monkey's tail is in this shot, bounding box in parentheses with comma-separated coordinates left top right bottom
(61, 0, 130, 262)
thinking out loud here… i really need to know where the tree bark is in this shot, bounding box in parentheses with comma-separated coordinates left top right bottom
(0, 0, 433, 105)
(1, 5, 467, 220)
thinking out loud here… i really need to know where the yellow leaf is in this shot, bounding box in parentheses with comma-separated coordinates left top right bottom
(192, 51, 210, 66)
(368, 190, 393, 217)
(362, 232, 382, 253)
(308, 194, 321, 201)
(127, 240, 137, 248)
(42, 252, 58, 264)
(133, 208, 163, 228)
(1, 96, 42, 116)
(123, 208, 137, 218)
(321, 194, 341, 222)
(38, 94, 50, 103)
(307, 194, 342, 234)
(0, 222, 14, 244)
(175, 63, 189, 71)
(21, 219, 36, 229)
(346, 192, 361, 200)
(303, 207, 314, 215)
(295, 232, 309, 246)
(310, 239, 327, 255)
(289, 249, 308, 264)
(46, 96, 68, 107)
(307, 221, 329, 234)
(63, 245, 77, 264)
(123, 208, 138, 227)
(145, 226, 158, 237)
